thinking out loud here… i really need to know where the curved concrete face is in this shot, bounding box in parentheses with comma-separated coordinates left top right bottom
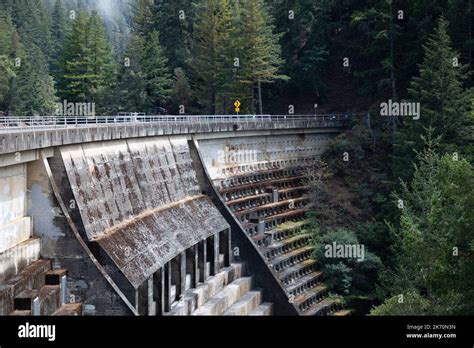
(60, 136, 202, 240)
(198, 132, 346, 316)
(59, 136, 229, 289)
(198, 133, 333, 184)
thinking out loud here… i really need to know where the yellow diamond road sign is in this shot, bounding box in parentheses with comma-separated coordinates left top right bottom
(234, 100, 241, 113)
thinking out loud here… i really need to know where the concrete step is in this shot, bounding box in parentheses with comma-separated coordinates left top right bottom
(294, 285, 328, 308)
(0, 259, 52, 316)
(37, 285, 61, 315)
(0, 237, 41, 284)
(0, 258, 77, 317)
(263, 208, 310, 226)
(219, 174, 305, 193)
(226, 192, 271, 205)
(286, 271, 323, 296)
(167, 291, 198, 316)
(218, 167, 299, 186)
(251, 234, 268, 247)
(194, 263, 244, 306)
(223, 290, 262, 315)
(235, 197, 307, 218)
(271, 246, 314, 272)
(266, 220, 307, 233)
(278, 185, 308, 195)
(249, 302, 273, 316)
(266, 233, 312, 251)
(9, 310, 31, 316)
(279, 259, 317, 286)
(13, 284, 62, 316)
(192, 276, 253, 316)
(303, 299, 337, 316)
(166, 263, 244, 316)
(265, 220, 308, 243)
(52, 303, 83, 316)
(271, 245, 314, 265)
(263, 234, 312, 260)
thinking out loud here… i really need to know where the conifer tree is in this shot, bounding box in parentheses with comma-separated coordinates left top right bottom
(57, 11, 91, 101)
(57, 10, 115, 112)
(407, 18, 471, 150)
(88, 10, 115, 106)
(375, 133, 474, 315)
(10, 45, 57, 115)
(0, 10, 16, 110)
(50, 0, 68, 80)
(152, 0, 194, 71)
(142, 30, 173, 113)
(236, 0, 287, 114)
(131, 0, 154, 37)
(351, 0, 402, 100)
(192, 0, 235, 114)
(394, 17, 473, 181)
(8, 0, 53, 60)
(272, 0, 332, 98)
(173, 67, 192, 110)
(116, 34, 148, 112)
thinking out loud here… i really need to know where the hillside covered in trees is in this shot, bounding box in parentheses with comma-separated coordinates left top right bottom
(0, 0, 472, 316)
(1, 0, 473, 116)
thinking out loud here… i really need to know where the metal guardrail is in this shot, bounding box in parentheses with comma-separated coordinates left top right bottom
(0, 114, 354, 132)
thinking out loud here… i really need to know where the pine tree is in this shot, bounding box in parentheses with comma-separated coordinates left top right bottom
(351, 0, 402, 101)
(116, 33, 148, 113)
(50, 0, 68, 80)
(192, 0, 235, 114)
(375, 133, 474, 314)
(142, 30, 172, 113)
(57, 10, 115, 112)
(0, 56, 15, 109)
(10, 44, 57, 116)
(131, 0, 154, 37)
(237, 0, 287, 114)
(272, 0, 332, 98)
(0, 9, 15, 110)
(152, 0, 194, 71)
(8, 0, 53, 61)
(88, 10, 115, 111)
(173, 67, 192, 111)
(407, 18, 471, 148)
(57, 10, 91, 101)
(394, 17, 473, 180)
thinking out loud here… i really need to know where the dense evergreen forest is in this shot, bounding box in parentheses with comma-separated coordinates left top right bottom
(0, 0, 472, 315)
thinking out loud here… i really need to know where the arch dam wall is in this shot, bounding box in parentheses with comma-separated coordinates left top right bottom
(0, 116, 349, 316)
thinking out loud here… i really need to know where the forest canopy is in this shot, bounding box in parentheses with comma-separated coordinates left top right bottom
(0, 0, 472, 316)
(1, 0, 473, 117)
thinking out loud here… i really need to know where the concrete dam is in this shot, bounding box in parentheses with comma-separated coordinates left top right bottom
(0, 115, 350, 316)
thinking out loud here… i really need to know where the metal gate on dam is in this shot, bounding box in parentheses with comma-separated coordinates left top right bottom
(0, 115, 352, 316)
